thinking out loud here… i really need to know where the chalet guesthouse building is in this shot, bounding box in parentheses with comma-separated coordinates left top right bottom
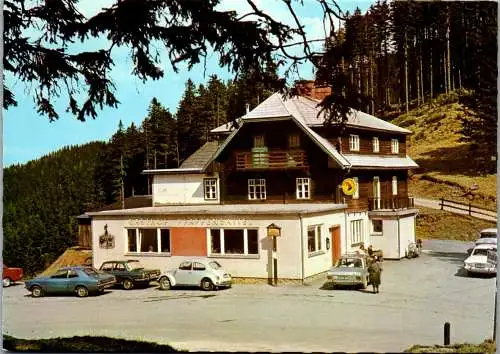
(87, 88, 419, 283)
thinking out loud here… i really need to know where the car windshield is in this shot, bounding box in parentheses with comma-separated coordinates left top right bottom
(83, 268, 99, 277)
(126, 261, 145, 271)
(472, 248, 495, 256)
(209, 261, 222, 270)
(480, 232, 497, 238)
(336, 258, 362, 268)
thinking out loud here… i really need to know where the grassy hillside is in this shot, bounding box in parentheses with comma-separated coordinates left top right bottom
(391, 92, 497, 211)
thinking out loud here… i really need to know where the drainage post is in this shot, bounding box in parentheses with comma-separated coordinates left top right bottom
(444, 322, 450, 345)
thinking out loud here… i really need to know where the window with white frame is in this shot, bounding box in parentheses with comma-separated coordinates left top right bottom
(307, 225, 322, 254)
(208, 228, 259, 255)
(127, 228, 171, 253)
(248, 179, 266, 200)
(350, 219, 364, 245)
(253, 135, 265, 147)
(288, 134, 300, 148)
(371, 219, 383, 234)
(391, 139, 399, 153)
(296, 178, 310, 199)
(349, 134, 360, 151)
(204, 178, 217, 200)
(392, 176, 398, 195)
(372, 137, 379, 153)
(352, 177, 359, 199)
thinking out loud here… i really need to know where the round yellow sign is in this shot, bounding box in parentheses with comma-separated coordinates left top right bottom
(341, 178, 357, 196)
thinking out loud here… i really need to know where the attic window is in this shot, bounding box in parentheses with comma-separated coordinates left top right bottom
(288, 134, 300, 148)
(349, 135, 360, 151)
(253, 135, 265, 148)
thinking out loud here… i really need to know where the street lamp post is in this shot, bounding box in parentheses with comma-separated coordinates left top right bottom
(267, 223, 281, 287)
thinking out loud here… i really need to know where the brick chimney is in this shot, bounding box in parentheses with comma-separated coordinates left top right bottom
(294, 80, 331, 101)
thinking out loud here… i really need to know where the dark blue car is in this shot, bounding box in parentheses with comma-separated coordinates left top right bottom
(25, 266, 117, 298)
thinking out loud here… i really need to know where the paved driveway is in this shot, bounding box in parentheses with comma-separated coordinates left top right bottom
(2, 239, 496, 352)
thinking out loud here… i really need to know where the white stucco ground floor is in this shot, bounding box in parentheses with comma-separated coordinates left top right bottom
(87, 204, 418, 282)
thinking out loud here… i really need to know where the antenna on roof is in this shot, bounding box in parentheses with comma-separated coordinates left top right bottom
(245, 103, 250, 114)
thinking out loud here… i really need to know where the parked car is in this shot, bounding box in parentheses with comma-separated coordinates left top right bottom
(327, 254, 371, 289)
(3, 264, 24, 287)
(99, 260, 161, 290)
(474, 228, 497, 246)
(158, 259, 232, 291)
(464, 244, 497, 275)
(25, 266, 116, 298)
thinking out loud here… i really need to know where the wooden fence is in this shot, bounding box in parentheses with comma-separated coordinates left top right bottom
(439, 197, 496, 217)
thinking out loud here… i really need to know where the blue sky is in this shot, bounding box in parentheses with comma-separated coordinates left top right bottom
(3, 0, 372, 167)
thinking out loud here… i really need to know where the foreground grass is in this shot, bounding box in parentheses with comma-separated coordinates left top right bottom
(3, 335, 184, 352)
(405, 339, 495, 353)
(416, 207, 496, 241)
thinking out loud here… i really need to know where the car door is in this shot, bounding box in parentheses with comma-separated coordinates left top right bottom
(191, 262, 208, 286)
(174, 261, 192, 285)
(113, 263, 128, 282)
(49, 269, 70, 293)
(100, 262, 117, 280)
(67, 269, 81, 292)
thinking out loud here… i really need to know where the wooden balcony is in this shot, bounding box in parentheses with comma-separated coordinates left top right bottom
(235, 150, 308, 170)
(368, 197, 415, 211)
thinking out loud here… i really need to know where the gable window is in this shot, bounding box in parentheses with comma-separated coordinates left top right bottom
(296, 178, 310, 199)
(248, 179, 266, 200)
(307, 225, 322, 254)
(204, 178, 218, 200)
(350, 219, 364, 245)
(349, 135, 360, 151)
(392, 176, 398, 195)
(253, 135, 265, 147)
(352, 177, 359, 199)
(126, 228, 171, 254)
(209, 228, 259, 255)
(391, 139, 399, 153)
(372, 137, 379, 153)
(288, 134, 300, 148)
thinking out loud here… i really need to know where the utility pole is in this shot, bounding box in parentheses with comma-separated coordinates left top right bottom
(120, 154, 125, 210)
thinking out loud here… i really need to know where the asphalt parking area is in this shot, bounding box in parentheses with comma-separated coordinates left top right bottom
(3, 239, 496, 353)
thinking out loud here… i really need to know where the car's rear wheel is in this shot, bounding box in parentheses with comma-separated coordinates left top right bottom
(122, 278, 134, 290)
(200, 278, 214, 291)
(3, 277, 12, 287)
(31, 285, 43, 297)
(159, 276, 171, 290)
(76, 286, 89, 298)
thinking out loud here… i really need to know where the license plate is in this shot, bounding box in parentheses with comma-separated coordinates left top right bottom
(475, 264, 485, 268)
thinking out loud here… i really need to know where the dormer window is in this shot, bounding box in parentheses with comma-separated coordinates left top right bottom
(349, 135, 360, 151)
(391, 139, 399, 154)
(288, 134, 300, 148)
(253, 135, 265, 147)
(372, 137, 379, 153)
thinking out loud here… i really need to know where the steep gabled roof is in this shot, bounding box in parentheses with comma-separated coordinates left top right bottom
(210, 93, 412, 135)
(209, 93, 350, 169)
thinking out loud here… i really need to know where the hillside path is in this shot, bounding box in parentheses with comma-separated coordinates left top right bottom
(414, 197, 497, 222)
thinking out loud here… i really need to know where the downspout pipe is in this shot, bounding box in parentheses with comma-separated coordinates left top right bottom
(299, 213, 305, 284)
(397, 215, 401, 259)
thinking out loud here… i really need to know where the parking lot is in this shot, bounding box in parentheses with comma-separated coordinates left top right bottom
(2, 239, 496, 352)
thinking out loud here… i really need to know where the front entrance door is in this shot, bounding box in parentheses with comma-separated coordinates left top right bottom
(330, 226, 341, 265)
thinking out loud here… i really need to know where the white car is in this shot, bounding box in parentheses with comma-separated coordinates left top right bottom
(464, 244, 497, 275)
(474, 228, 497, 246)
(158, 259, 232, 291)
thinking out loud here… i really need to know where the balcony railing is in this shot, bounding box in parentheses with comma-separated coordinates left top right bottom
(235, 150, 308, 170)
(368, 197, 415, 211)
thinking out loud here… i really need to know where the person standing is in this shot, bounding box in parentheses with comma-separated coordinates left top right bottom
(368, 256, 382, 294)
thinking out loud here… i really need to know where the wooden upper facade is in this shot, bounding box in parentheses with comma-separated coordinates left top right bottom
(146, 92, 418, 212)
